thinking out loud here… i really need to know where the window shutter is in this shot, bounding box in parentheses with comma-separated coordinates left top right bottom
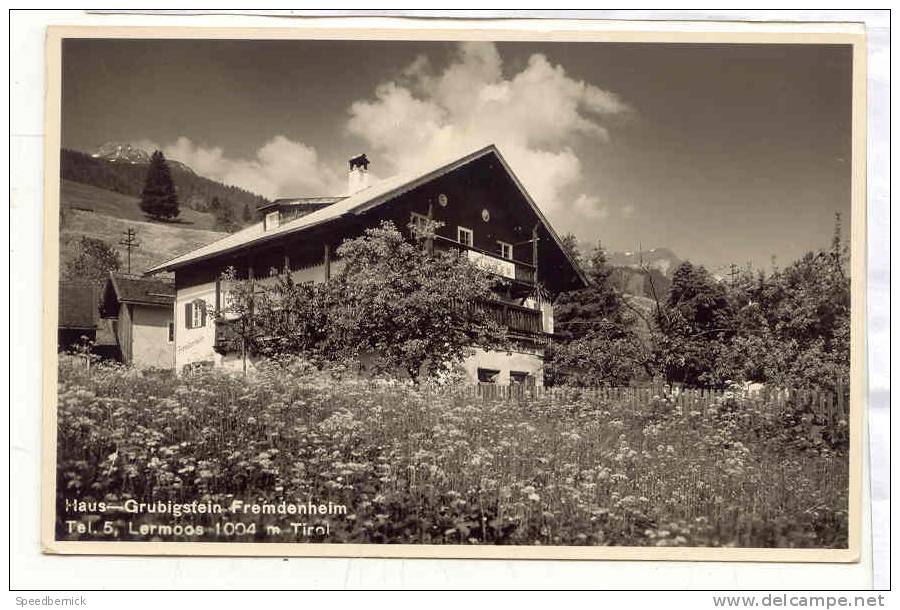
(184, 302, 192, 329)
(199, 300, 207, 327)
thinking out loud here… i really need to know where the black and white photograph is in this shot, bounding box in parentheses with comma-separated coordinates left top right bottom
(43, 24, 865, 560)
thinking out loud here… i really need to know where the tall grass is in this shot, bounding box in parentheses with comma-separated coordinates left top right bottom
(55, 355, 848, 547)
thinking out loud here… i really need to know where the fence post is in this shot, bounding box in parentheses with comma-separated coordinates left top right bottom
(836, 382, 846, 420)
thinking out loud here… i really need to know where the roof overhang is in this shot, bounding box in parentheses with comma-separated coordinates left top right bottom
(146, 144, 588, 289)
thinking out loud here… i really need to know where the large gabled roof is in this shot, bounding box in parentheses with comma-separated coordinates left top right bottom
(146, 143, 587, 287)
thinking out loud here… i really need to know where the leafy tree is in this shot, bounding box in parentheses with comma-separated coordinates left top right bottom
(242, 203, 254, 223)
(64, 236, 121, 283)
(645, 214, 850, 394)
(140, 151, 180, 220)
(217, 268, 342, 371)
(651, 261, 736, 388)
(333, 221, 508, 381)
(731, 251, 849, 392)
(546, 320, 646, 386)
(548, 239, 647, 385)
(720, 214, 850, 393)
(219, 220, 508, 382)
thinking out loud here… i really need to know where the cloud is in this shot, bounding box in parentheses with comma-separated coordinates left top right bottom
(346, 42, 629, 225)
(136, 42, 628, 219)
(130, 138, 161, 153)
(572, 194, 610, 220)
(156, 135, 341, 200)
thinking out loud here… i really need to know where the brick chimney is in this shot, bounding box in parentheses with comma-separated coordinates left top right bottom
(348, 153, 370, 195)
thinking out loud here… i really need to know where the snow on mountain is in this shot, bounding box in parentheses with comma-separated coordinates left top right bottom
(92, 142, 151, 164)
(91, 142, 195, 175)
(606, 247, 683, 278)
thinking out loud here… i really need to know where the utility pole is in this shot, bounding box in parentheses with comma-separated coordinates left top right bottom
(119, 227, 140, 274)
(728, 263, 739, 287)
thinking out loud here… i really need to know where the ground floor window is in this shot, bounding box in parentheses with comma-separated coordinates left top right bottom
(186, 299, 207, 329)
(167, 321, 174, 343)
(509, 370, 534, 386)
(181, 360, 213, 377)
(477, 367, 500, 383)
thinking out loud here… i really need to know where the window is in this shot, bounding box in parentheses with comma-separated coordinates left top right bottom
(182, 360, 214, 377)
(265, 210, 280, 231)
(185, 299, 207, 329)
(410, 212, 429, 235)
(457, 226, 473, 247)
(510, 371, 534, 386)
(498, 240, 513, 260)
(477, 368, 500, 384)
(191, 301, 204, 328)
(167, 321, 175, 343)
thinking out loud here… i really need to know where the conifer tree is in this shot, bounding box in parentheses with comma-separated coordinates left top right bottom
(212, 197, 239, 232)
(140, 150, 180, 220)
(554, 238, 632, 341)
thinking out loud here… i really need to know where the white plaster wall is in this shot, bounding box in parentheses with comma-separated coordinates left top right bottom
(462, 347, 544, 386)
(330, 259, 346, 277)
(541, 300, 554, 334)
(131, 305, 174, 369)
(289, 263, 327, 284)
(219, 351, 261, 374)
(174, 279, 218, 374)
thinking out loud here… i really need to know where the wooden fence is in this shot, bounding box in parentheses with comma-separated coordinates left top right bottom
(448, 383, 849, 424)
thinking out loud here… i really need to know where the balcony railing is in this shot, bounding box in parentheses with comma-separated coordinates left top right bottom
(433, 235, 536, 284)
(474, 299, 544, 337)
(214, 298, 546, 354)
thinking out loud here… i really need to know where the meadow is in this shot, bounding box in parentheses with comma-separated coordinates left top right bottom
(60, 185, 225, 276)
(55, 355, 848, 547)
(61, 179, 222, 230)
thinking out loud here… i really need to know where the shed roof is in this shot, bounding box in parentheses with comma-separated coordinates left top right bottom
(59, 281, 98, 329)
(107, 273, 175, 306)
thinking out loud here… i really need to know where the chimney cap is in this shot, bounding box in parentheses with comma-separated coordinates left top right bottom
(349, 153, 370, 170)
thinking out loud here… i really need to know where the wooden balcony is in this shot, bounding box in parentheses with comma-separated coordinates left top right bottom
(433, 235, 536, 285)
(214, 298, 546, 355)
(474, 299, 545, 339)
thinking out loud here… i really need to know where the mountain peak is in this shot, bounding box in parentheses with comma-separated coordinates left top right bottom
(606, 247, 682, 277)
(92, 142, 151, 165)
(91, 142, 194, 175)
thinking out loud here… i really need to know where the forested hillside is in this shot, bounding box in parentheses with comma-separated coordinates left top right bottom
(60, 148, 267, 224)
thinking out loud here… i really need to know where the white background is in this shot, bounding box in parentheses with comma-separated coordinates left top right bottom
(7, 7, 892, 594)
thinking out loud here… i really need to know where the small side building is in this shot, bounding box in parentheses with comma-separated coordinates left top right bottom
(100, 273, 175, 368)
(58, 281, 98, 352)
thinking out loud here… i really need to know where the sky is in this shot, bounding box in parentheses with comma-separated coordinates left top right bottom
(61, 39, 852, 272)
